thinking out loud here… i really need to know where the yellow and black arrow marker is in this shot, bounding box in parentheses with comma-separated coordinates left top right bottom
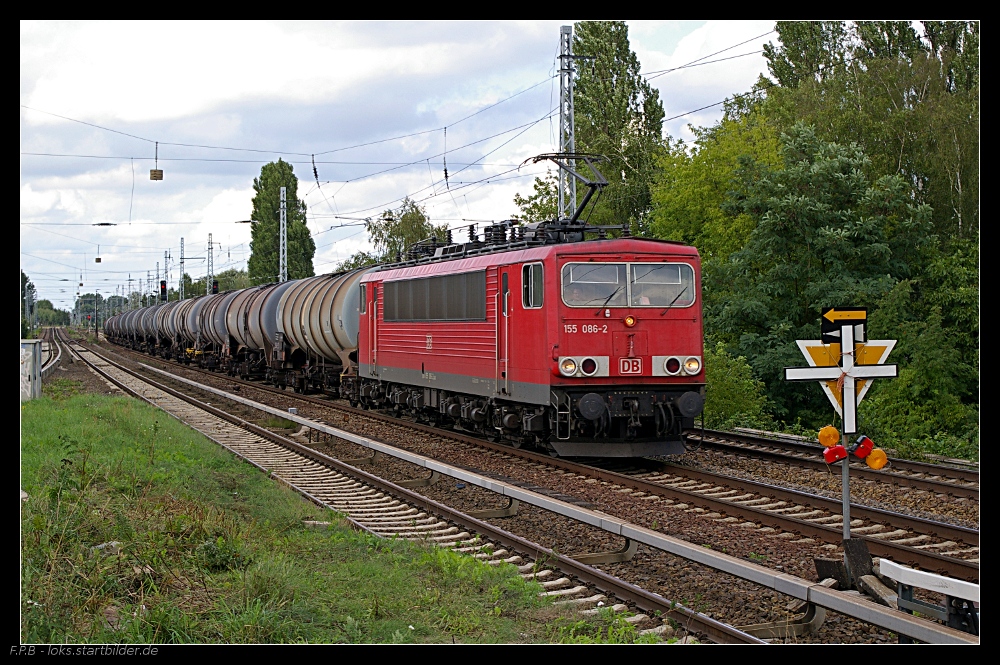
(821, 307, 867, 344)
(823, 307, 867, 323)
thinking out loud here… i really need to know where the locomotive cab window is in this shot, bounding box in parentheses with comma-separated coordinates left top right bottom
(562, 263, 627, 307)
(360, 284, 367, 314)
(561, 262, 695, 308)
(630, 263, 695, 307)
(522, 263, 543, 309)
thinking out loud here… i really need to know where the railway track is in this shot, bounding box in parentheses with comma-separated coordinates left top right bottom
(686, 428, 979, 499)
(94, 338, 979, 583)
(39, 327, 63, 378)
(70, 335, 984, 642)
(62, 332, 757, 644)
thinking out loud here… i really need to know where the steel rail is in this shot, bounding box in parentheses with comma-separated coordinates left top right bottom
(732, 428, 980, 479)
(39, 328, 63, 379)
(621, 461, 979, 546)
(113, 342, 977, 495)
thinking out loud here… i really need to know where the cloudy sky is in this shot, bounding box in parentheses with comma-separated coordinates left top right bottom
(21, 20, 776, 310)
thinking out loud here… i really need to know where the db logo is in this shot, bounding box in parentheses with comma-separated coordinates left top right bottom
(619, 358, 642, 374)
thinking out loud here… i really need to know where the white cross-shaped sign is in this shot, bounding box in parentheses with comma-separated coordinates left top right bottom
(784, 324, 897, 433)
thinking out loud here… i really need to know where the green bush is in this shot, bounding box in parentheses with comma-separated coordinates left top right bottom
(701, 342, 773, 430)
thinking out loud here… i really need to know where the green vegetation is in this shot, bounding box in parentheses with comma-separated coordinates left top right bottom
(573, 21, 665, 234)
(337, 198, 449, 270)
(529, 20, 978, 459)
(259, 416, 297, 430)
(551, 608, 664, 644)
(512, 171, 559, 223)
(701, 343, 772, 431)
(181, 268, 253, 299)
(21, 394, 659, 643)
(710, 123, 934, 425)
(650, 96, 781, 262)
(42, 379, 86, 401)
(20, 270, 69, 336)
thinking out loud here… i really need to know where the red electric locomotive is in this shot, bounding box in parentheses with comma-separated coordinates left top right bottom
(351, 226, 705, 457)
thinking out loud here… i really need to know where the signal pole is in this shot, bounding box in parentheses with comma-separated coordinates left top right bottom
(558, 25, 577, 220)
(179, 238, 185, 300)
(279, 186, 287, 282)
(206, 233, 214, 296)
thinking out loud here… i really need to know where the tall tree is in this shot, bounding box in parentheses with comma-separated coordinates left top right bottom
(36, 300, 71, 326)
(711, 124, 933, 424)
(649, 93, 782, 263)
(572, 21, 665, 233)
(21, 270, 36, 337)
(761, 20, 979, 240)
(752, 20, 978, 455)
(762, 21, 850, 87)
(247, 159, 315, 284)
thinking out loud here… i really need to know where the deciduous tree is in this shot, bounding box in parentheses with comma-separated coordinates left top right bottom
(711, 124, 933, 423)
(337, 198, 448, 270)
(572, 21, 665, 233)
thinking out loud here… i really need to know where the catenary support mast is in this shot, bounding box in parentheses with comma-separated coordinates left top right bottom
(558, 25, 577, 220)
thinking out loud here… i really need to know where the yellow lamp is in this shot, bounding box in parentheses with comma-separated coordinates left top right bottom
(866, 448, 888, 470)
(818, 425, 840, 448)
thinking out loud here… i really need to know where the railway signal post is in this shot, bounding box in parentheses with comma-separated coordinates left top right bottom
(785, 308, 897, 582)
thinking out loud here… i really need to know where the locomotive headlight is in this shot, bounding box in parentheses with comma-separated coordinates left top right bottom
(664, 357, 681, 375)
(683, 356, 702, 375)
(580, 357, 598, 376)
(559, 358, 578, 376)
(624, 315, 636, 327)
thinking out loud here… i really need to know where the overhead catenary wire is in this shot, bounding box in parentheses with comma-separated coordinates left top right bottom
(19, 75, 557, 163)
(641, 29, 775, 80)
(23, 27, 784, 305)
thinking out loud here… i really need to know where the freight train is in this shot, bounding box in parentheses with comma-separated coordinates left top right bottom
(106, 160, 705, 457)
(106, 220, 704, 457)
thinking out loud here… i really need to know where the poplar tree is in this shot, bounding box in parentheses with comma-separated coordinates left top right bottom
(247, 160, 315, 284)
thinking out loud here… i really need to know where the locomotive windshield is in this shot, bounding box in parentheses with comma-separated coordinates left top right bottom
(561, 262, 695, 308)
(562, 263, 628, 307)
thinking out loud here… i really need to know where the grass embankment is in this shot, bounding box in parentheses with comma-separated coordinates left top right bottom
(21, 382, 663, 644)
